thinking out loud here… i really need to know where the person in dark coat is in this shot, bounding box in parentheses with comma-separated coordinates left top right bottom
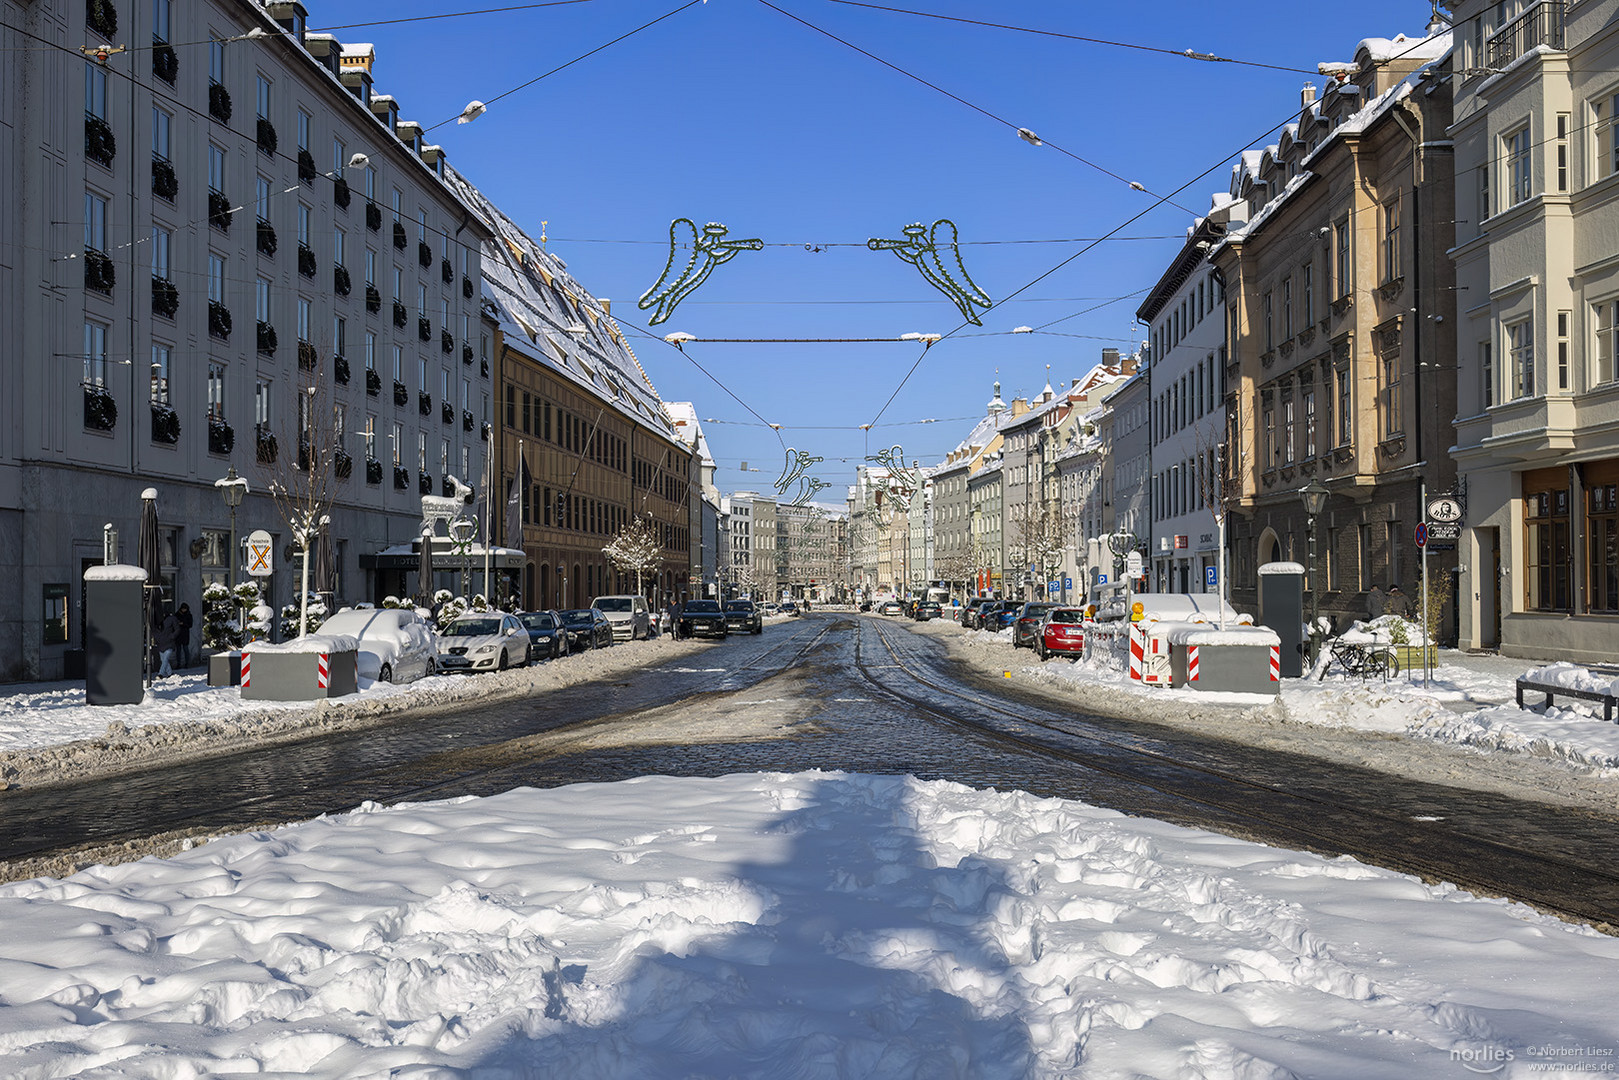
(1366, 584, 1386, 620)
(175, 602, 194, 668)
(670, 599, 684, 641)
(154, 610, 180, 678)
(1385, 584, 1413, 619)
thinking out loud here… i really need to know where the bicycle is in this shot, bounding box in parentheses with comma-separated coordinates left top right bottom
(1320, 637, 1400, 679)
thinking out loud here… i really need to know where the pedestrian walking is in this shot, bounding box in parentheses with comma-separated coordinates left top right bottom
(175, 602, 194, 668)
(154, 610, 180, 678)
(1366, 584, 1386, 620)
(671, 599, 685, 640)
(1385, 584, 1413, 620)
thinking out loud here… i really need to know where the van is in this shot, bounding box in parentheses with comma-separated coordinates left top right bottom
(591, 595, 652, 641)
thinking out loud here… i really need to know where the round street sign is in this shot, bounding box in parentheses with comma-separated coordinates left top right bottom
(1414, 522, 1428, 548)
(1427, 496, 1463, 523)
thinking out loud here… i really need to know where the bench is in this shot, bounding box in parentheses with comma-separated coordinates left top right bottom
(1515, 677, 1617, 722)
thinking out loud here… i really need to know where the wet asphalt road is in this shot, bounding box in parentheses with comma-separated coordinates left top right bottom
(4, 614, 1619, 924)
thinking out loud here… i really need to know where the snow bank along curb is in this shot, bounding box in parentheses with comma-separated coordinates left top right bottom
(0, 637, 713, 790)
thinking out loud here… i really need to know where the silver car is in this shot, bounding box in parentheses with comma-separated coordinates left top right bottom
(436, 613, 531, 673)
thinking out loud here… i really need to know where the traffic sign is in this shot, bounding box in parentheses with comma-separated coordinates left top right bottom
(1414, 522, 1429, 548)
(1063, 576, 1073, 589)
(246, 530, 274, 577)
(1097, 574, 1109, 584)
(1426, 522, 1460, 541)
(1206, 565, 1218, 588)
(1048, 581, 1060, 595)
(1427, 496, 1463, 523)
(1125, 552, 1144, 577)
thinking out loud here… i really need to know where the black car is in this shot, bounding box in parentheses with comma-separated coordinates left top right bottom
(779, 601, 800, 617)
(558, 608, 614, 651)
(517, 610, 568, 659)
(913, 601, 942, 621)
(724, 599, 763, 634)
(678, 599, 729, 639)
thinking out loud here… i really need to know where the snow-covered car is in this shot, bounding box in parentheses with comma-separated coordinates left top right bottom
(314, 608, 438, 684)
(592, 595, 652, 641)
(436, 612, 531, 673)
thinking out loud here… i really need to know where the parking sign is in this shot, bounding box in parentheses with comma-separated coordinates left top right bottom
(1206, 565, 1218, 588)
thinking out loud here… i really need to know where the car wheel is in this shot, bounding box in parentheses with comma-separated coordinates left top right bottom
(378, 662, 393, 683)
(1036, 642, 1047, 660)
(498, 650, 508, 671)
(426, 659, 437, 677)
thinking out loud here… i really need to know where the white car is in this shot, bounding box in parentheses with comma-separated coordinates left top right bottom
(592, 595, 652, 641)
(436, 612, 531, 673)
(314, 608, 438, 684)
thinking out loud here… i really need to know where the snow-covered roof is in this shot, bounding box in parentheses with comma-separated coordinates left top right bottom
(664, 402, 716, 468)
(84, 564, 147, 582)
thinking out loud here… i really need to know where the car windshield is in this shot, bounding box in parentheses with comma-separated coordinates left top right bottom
(559, 609, 595, 626)
(520, 613, 556, 630)
(685, 601, 721, 613)
(1022, 604, 1058, 617)
(725, 601, 755, 612)
(1048, 609, 1083, 624)
(444, 618, 500, 636)
(594, 599, 631, 612)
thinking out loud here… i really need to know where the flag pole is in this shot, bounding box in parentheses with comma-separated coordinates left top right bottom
(482, 449, 492, 601)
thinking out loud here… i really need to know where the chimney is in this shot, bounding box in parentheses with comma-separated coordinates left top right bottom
(1301, 82, 1317, 107)
(1102, 347, 1120, 370)
(1120, 352, 1139, 376)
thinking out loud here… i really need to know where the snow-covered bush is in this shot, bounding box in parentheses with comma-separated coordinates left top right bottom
(245, 603, 273, 643)
(278, 593, 328, 638)
(201, 581, 239, 650)
(382, 595, 405, 609)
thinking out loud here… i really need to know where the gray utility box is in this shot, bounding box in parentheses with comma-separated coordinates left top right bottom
(1257, 562, 1305, 679)
(1166, 625, 1281, 695)
(208, 651, 243, 686)
(84, 565, 147, 706)
(241, 643, 359, 701)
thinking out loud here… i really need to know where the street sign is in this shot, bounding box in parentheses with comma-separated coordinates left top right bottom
(1414, 522, 1429, 548)
(1206, 565, 1218, 588)
(246, 530, 274, 577)
(1048, 581, 1059, 595)
(1125, 552, 1144, 577)
(1427, 496, 1463, 523)
(1426, 522, 1460, 541)
(1063, 576, 1073, 589)
(1097, 574, 1109, 584)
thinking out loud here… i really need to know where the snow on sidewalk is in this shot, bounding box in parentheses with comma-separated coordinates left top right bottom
(1, 771, 1613, 1079)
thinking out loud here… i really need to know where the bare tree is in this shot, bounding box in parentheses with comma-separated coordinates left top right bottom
(261, 364, 345, 636)
(1191, 393, 1253, 628)
(602, 513, 664, 597)
(1009, 497, 1074, 596)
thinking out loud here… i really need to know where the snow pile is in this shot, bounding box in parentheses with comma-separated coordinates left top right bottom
(243, 633, 360, 655)
(1522, 661, 1619, 698)
(1, 772, 1614, 1079)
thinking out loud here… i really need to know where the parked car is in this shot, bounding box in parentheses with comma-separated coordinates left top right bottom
(559, 608, 615, 651)
(678, 599, 730, 639)
(314, 607, 437, 684)
(762, 602, 781, 616)
(1012, 602, 1064, 648)
(979, 601, 1019, 632)
(913, 601, 943, 621)
(859, 600, 873, 612)
(960, 597, 994, 629)
(724, 599, 764, 634)
(879, 600, 904, 616)
(780, 601, 801, 617)
(517, 610, 568, 659)
(592, 595, 652, 641)
(1036, 607, 1088, 660)
(437, 612, 531, 672)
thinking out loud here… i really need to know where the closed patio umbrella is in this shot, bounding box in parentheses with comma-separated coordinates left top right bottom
(312, 520, 335, 607)
(136, 488, 161, 685)
(417, 525, 434, 610)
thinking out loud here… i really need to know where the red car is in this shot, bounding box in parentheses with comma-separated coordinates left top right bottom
(1036, 607, 1087, 660)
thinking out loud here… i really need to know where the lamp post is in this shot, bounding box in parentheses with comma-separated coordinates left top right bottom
(215, 467, 249, 640)
(450, 516, 476, 600)
(1299, 479, 1329, 662)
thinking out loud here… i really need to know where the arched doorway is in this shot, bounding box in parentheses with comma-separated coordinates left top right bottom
(538, 563, 551, 610)
(1256, 527, 1283, 571)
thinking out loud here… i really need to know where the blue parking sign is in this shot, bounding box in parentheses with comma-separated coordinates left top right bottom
(1097, 574, 1108, 584)
(1205, 565, 1218, 588)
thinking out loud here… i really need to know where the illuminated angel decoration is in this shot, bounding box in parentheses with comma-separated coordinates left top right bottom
(867, 220, 992, 325)
(638, 219, 764, 325)
(866, 445, 921, 494)
(775, 447, 824, 499)
(790, 477, 833, 507)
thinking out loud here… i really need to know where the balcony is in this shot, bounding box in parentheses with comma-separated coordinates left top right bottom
(1487, 0, 1564, 71)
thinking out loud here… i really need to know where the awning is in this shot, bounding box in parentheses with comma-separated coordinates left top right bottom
(361, 539, 527, 572)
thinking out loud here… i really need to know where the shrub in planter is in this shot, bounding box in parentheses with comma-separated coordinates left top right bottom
(83, 385, 117, 431)
(480, 359, 489, 378)
(209, 300, 232, 339)
(151, 275, 178, 319)
(392, 300, 408, 328)
(256, 320, 277, 354)
(418, 240, 432, 268)
(366, 202, 382, 231)
(394, 464, 410, 489)
(202, 582, 240, 651)
(297, 244, 317, 278)
(298, 339, 317, 370)
(85, 114, 116, 167)
(418, 391, 432, 416)
(366, 457, 384, 484)
(462, 275, 474, 300)
(152, 155, 178, 200)
(441, 475, 457, 497)
(87, 0, 118, 37)
(209, 189, 232, 231)
(441, 329, 453, 354)
(365, 284, 381, 313)
(418, 316, 432, 342)
(441, 259, 453, 284)
(441, 401, 454, 425)
(83, 247, 115, 293)
(207, 417, 234, 455)
(334, 263, 352, 296)
(333, 355, 351, 384)
(462, 343, 474, 365)
(208, 80, 231, 123)
(256, 217, 277, 256)
(418, 471, 434, 495)
(334, 448, 353, 479)
(365, 367, 382, 395)
(152, 40, 178, 84)
(481, 421, 491, 441)
(462, 410, 475, 432)
(256, 427, 278, 464)
(151, 403, 180, 444)
(393, 380, 408, 406)
(297, 148, 317, 184)
(333, 175, 351, 209)
(256, 116, 277, 156)
(393, 221, 407, 249)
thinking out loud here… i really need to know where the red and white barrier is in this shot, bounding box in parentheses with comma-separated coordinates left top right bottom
(1268, 645, 1280, 681)
(1128, 624, 1144, 681)
(1187, 644, 1200, 682)
(239, 651, 251, 689)
(316, 652, 330, 690)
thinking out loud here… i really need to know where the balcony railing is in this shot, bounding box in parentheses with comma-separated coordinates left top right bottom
(1487, 0, 1565, 71)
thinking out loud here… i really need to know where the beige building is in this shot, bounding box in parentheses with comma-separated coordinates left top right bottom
(1445, 0, 1619, 661)
(1211, 25, 1458, 630)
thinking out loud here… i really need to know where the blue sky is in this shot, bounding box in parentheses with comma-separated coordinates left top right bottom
(332, 0, 1441, 496)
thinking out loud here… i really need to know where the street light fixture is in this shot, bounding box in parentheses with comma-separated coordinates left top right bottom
(1299, 479, 1329, 661)
(449, 516, 476, 599)
(214, 466, 249, 590)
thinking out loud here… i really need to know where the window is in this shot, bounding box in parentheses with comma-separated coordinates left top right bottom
(1262, 400, 1276, 466)
(364, 331, 376, 372)
(364, 164, 376, 201)
(1508, 316, 1535, 399)
(208, 361, 227, 420)
(209, 254, 225, 303)
(152, 107, 171, 160)
(1283, 395, 1296, 463)
(83, 321, 108, 386)
(1382, 197, 1400, 282)
(255, 276, 270, 322)
(332, 136, 346, 175)
(1524, 473, 1571, 611)
(1388, 520, 1402, 589)
(208, 144, 225, 193)
(364, 415, 376, 460)
(255, 378, 271, 426)
(1358, 523, 1373, 591)
(150, 225, 171, 279)
(333, 315, 346, 357)
(1594, 92, 1619, 182)
(1557, 309, 1570, 390)
(1477, 164, 1492, 226)
(1336, 361, 1352, 445)
(298, 203, 311, 247)
(1505, 125, 1532, 206)
(84, 191, 107, 253)
(297, 297, 311, 343)
(392, 344, 403, 383)
(417, 431, 427, 471)
(209, 38, 224, 85)
(297, 109, 311, 151)
(364, 248, 375, 287)
(1556, 113, 1569, 192)
(1263, 291, 1274, 351)
(255, 75, 270, 120)
(1380, 349, 1403, 439)
(1302, 263, 1314, 325)
(1334, 218, 1350, 298)
(85, 61, 107, 121)
(391, 187, 402, 224)
(1303, 388, 1316, 459)
(391, 421, 403, 464)
(335, 228, 346, 267)
(155, 0, 172, 41)
(1481, 341, 1495, 408)
(1589, 471, 1619, 613)
(1598, 301, 1619, 386)
(256, 175, 271, 219)
(1282, 276, 1294, 338)
(1326, 526, 1339, 591)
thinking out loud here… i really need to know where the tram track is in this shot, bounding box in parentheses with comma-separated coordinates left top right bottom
(856, 617, 1619, 927)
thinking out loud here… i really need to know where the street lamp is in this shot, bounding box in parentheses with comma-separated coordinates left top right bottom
(215, 466, 248, 590)
(1299, 479, 1329, 661)
(450, 516, 476, 600)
